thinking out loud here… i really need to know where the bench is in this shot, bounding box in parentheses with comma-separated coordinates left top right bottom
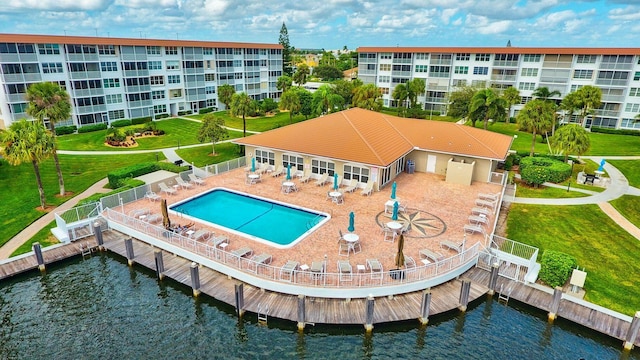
(174, 159, 184, 166)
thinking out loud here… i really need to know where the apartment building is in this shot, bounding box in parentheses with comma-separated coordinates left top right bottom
(357, 46, 640, 130)
(0, 34, 283, 129)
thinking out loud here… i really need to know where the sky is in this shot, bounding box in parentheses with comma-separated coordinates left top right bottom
(1, 0, 640, 50)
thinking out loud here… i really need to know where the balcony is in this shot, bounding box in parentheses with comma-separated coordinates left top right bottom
(186, 93, 206, 101)
(123, 70, 150, 78)
(595, 109, 620, 117)
(493, 60, 519, 67)
(76, 104, 107, 114)
(184, 67, 204, 75)
(601, 94, 625, 102)
(69, 71, 101, 80)
(358, 69, 376, 75)
(490, 75, 516, 82)
(429, 72, 450, 78)
(185, 81, 206, 88)
(425, 97, 447, 103)
(7, 93, 26, 102)
(599, 62, 633, 70)
(127, 99, 153, 108)
(125, 84, 151, 93)
(392, 58, 412, 64)
(541, 61, 572, 69)
(391, 71, 412, 77)
(595, 78, 629, 87)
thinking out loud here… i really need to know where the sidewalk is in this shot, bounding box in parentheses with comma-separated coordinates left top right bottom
(0, 178, 110, 259)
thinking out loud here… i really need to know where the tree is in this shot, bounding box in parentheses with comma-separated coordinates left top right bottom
(197, 113, 228, 156)
(218, 84, 235, 110)
(559, 91, 579, 123)
(312, 84, 344, 115)
(392, 84, 409, 115)
(293, 63, 309, 86)
(516, 99, 556, 157)
(407, 78, 426, 108)
(229, 92, 256, 138)
(532, 87, 561, 101)
(352, 83, 382, 111)
(502, 87, 521, 123)
(279, 22, 293, 76)
(296, 88, 313, 119)
(333, 79, 356, 106)
(26, 81, 71, 196)
(276, 75, 293, 93)
(279, 89, 301, 124)
(0, 119, 55, 209)
(447, 86, 477, 120)
(574, 85, 602, 126)
(469, 88, 507, 130)
(313, 65, 343, 81)
(550, 124, 591, 163)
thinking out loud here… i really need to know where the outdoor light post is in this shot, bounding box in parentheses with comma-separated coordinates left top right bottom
(567, 160, 574, 192)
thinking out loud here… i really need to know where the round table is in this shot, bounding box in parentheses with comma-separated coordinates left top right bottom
(343, 233, 359, 242)
(387, 221, 403, 232)
(282, 181, 295, 193)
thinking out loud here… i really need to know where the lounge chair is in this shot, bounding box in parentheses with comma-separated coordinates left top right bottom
(129, 208, 150, 218)
(299, 170, 312, 183)
(231, 246, 253, 259)
(255, 163, 269, 175)
(145, 191, 161, 202)
(463, 223, 486, 235)
(315, 173, 330, 186)
(478, 192, 500, 201)
(158, 182, 177, 195)
(366, 259, 383, 279)
(440, 238, 466, 252)
(175, 176, 193, 189)
(209, 235, 229, 247)
(188, 173, 205, 186)
(343, 179, 358, 193)
(404, 256, 416, 272)
(190, 229, 212, 242)
(144, 213, 162, 224)
(271, 165, 285, 177)
(360, 181, 374, 196)
(419, 249, 444, 263)
(471, 207, 492, 217)
(337, 260, 352, 282)
(279, 260, 299, 281)
(475, 198, 496, 210)
(248, 253, 272, 272)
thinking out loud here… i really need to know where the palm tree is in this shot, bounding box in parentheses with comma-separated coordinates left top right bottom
(229, 92, 256, 138)
(407, 78, 426, 108)
(313, 84, 343, 115)
(293, 64, 310, 86)
(532, 87, 561, 101)
(502, 87, 521, 123)
(516, 99, 556, 157)
(276, 75, 293, 93)
(217, 84, 236, 110)
(550, 124, 591, 163)
(392, 84, 409, 115)
(279, 89, 301, 123)
(469, 88, 507, 130)
(574, 85, 602, 126)
(26, 82, 71, 196)
(352, 84, 382, 111)
(0, 119, 55, 209)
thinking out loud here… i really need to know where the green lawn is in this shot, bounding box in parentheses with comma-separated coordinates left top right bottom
(515, 182, 589, 198)
(607, 160, 640, 188)
(188, 111, 309, 132)
(56, 118, 207, 151)
(506, 204, 640, 315)
(610, 195, 640, 230)
(13, 220, 58, 256)
(0, 153, 163, 247)
(176, 142, 243, 167)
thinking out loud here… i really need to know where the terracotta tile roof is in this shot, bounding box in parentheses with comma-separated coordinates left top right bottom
(357, 46, 640, 55)
(0, 33, 282, 49)
(234, 108, 513, 167)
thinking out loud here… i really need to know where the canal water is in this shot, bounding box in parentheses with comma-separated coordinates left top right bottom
(0, 253, 638, 360)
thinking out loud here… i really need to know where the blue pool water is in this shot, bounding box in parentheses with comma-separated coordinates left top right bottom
(171, 188, 328, 248)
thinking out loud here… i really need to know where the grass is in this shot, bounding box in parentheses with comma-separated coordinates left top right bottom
(506, 203, 640, 315)
(188, 111, 309, 132)
(610, 195, 640, 230)
(0, 153, 163, 247)
(56, 118, 216, 151)
(515, 182, 589, 198)
(176, 142, 244, 168)
(607, 160, 640, 188)
(12, 220, 58, 256)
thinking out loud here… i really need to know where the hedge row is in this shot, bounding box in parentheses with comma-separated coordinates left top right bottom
(78, 123, 108, 133)
(519, 156, 572, 185)
(177, 110, 193, 116)
(107, 161, 189, 188)
(132, 116, 153, 125)
(110, 119, 132, 128)
(55, 125, 77, 136)
(591, 127, 640, 136)
(539, 250, 577, 288)
(155, 113, 170, 119)
(198, 107, 216, 115)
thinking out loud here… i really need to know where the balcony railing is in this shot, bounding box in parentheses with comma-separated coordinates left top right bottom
(595, 79, 629, 87)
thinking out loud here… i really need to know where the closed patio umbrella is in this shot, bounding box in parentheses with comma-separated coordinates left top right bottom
(395, 234, 405, 269)
(348, 211, 355, 232)
(161, 198, 171, 229)
(251, 157, 256, 172)
(286, 164, 291, 180)
(391, 181, 397, 199)
(392, 201, 399, 221)
(333, 173, 339, 190)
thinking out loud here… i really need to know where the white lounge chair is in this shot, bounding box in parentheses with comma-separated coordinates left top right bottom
(175, 176, 193, 189)
(440, 238, 466, 252)
(366, 259, 383, 279)
(188, 173, 205, 186)
(299, 170, 312, 183)
(419, 249, 444, 262)
(315, 173, 330, 186)
(463, 223, 486, 235)
(343, 179, 358, 193)
(231, 246, 253, 259)
(254, 163, 269, 175)
(248, 253, 272, 272)
(279, 260, 299, 281)
(360, 181, 374, 196)
(404, 256, 416, 272)
(209, 235, 229, 247)
(337, 260, 352, 282)
(271, 165, 285, 177)
(129, 208, 150, 218)
(475, 198, 496, 210)
(158, 182, 177, 195)
(478, 192, 500, 201)
(190, 229, 212, 242)
(144, 213, 162, 224)
(145, 191, 161, 202)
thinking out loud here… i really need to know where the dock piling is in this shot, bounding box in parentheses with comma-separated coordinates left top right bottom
(154, 251, 165, 280)
(235, 284, 245, 317)
(418, 289, 432, 325)
(32, 242, 45, 272)
(93, 222, 104, 251)
(548, 286, 563, 321)
(488, 263, 499, 296)
(190, 262, 200, 297)
(124, 238, 135, 266)
(623, 311, 640, 350)
(365, 295, 375, 332)
(458, 280, 471, 312)
(297, 295, 306, 331)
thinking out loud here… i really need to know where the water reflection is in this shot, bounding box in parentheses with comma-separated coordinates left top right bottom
(362, 331, 374, 359)
(295, 329, 306, 359)
(415, 324, 427, 351)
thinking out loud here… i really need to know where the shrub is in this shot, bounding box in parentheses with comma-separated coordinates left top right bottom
(55, 125, 77, 135)
(140, 122, 158, 133)
(78, 123, 108, 133)
(178, 110, 193, 116)
(591, 127, 640, 136)
(519, 156, 572, 185)
(110, 119, 132, 128)
(539, 250, 577, 288)
(155, 113, 170, 119)
(105, 127, 126, 143)
(77, 179, 145, 206)
(131, 116, 153, 125)
(199, 107, 215, 115)
(107, 162, 160, 188)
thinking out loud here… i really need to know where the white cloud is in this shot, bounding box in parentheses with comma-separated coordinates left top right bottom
(1, 0, 109, 12)
(609, 5, 640, 20)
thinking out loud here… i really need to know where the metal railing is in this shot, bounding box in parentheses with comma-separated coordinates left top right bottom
(104, 208, 481, 289)
(491, 235, 538, 264)
(201, 157, 247, 177)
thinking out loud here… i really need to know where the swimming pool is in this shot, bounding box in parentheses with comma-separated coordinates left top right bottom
(170, 188, 329, 248)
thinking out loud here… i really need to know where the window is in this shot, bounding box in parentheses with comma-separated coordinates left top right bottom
(150, 75, 164, 85)
(415, 65, 428, 73)
(471, 80, 486, 87)
(203, 47, 213, 55)
(37, 44, 60, 55)
(101, 61, 117, 72)
(166, 60, 179, 70)
(522, 54, 541, 62)
(255, 149, 274, 166)
(379, 64, 391, 71)
(378, 75, 390, 83)
(570, 84, 584, 92)
(380, 53, 392, 60)
(42, 63, 63, 74)
(452, 79, 467, 87)
(630, 88, 640, 97)
(103, 78, 120, 88)
(473, 67, 488, 75)
(475, 53, 490, 61)
(105, 94, 123, 104)
(634, 72, 640, 81)
(521, 68, 538, 77)
(380, 87, 389, 94)
(311, 159, 335, 175)
(205, 73, 215, 81)
(495, 54, 519, 62)
(518, 82, 536, 91)
(205, 86, 215, 94)
(455, 53, 470, 61)
(148, 61, 162, 70)
(154, 104, 167, 114)
(206, 99, 217, 107)
(343, 164, 369, 183)
(625, 103, 640, 113)
(454, 66, 468, 74)
(415, 53, 429, 60)
(393, 53, 412, 60)
(147, 46, 161, 55)
(573, 70, 593, 79)
(282, 154, 303, 171)
(98, 45, 115, 55)
(576, 55, 597, 64)
(165, 46, 178, 55)
(167, 75, 180, 84)
(108, 109, 125, 120)
(11, 103, 28, 114)
(429, 66, 450, 77)
(232, 48, 241, 55)
(520, 96, 532, 104)
(151, 90, 165, 99)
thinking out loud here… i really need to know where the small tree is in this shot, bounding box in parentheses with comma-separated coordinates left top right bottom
(276, 75, 293, 93)
(392, 84, 409, 115)
(297, 88, 314, 119)
(407, 78, 426, 108)
(279, 89, 301, 124)
(229, 92, 256, 138)
(313, 65, 343, 81)
(279, 22, 294, 76)
(469, 88, 506, 130)
(197, 114, 228, 156)
(218, 84, 235, 110)
(447, 86, 477, 120)
(352, 84, 382, 111)
(574, 85, 602, 126)
(502, 87, 521, 123)
(293, 64, 310, 86)
(516, 99, 556, 157)
(550, 124, 591, 162)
